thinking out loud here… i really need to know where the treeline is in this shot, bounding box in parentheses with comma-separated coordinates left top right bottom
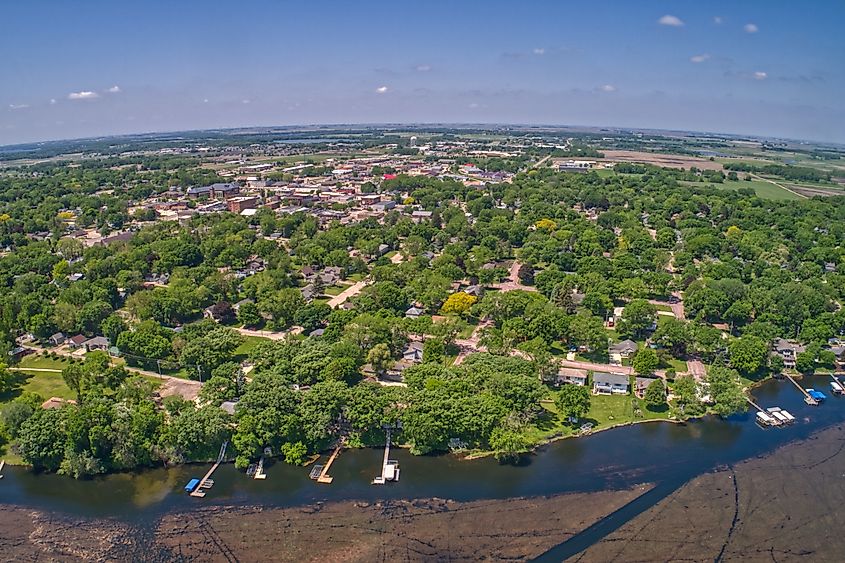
(724, 162, 831, 182)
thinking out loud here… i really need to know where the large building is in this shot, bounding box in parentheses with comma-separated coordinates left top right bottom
(187, 182, 240, 199)
(227, 196, 260, 213)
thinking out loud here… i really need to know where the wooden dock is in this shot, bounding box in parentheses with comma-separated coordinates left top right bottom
(373, 428, 399, 484)
(784, 374, 818, 405)
(0, 459, 5, 479)
(316, 443, 343, 484)
(190, 441, 228, 498)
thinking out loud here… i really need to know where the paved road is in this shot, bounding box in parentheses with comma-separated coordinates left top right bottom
(235, 326, 302, 340)
(326, 280, 368, 308)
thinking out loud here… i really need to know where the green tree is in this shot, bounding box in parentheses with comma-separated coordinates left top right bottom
(643, 379, 667, 408)
(236, 301, 263, 328)
(489, 426, 532, 463)
(617, 299, 657, 339)
(17, 408, 67, 472)
(367, 343, 394, 376)
(554, 384, 591, 423)
(707, 366, 748, 417)
(632, 348, 659, 375)
(728, 335, 768, 376)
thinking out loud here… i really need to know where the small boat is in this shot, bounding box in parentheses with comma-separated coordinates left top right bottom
(806, 388, 827, 402)
(780, 410, 796, 422)
(756, 411, 777, 426)
(184, 478, 200, 493)
(830, 381, 844, 395)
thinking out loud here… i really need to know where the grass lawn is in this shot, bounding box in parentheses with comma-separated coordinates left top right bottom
(323, 285, 347, 296)
(234, 335, 270, 358)
(1, 369, 75, 405)
(17, 355, 72, 371)
(346, 273, 365, 282)
(524, 391, 673, 445)
(709, 179, 800, 200)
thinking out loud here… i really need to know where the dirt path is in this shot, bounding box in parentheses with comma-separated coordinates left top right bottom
(235, 326, 302, 340)
(326, 280, 368, 308)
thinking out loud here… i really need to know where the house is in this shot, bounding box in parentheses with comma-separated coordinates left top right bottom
(556, 367, 588, 386)
(42, 397, 77, 409)
(771, 338, 805, 369)
(68, 334, 88, 349)
(592, 372, 630, 395)
(233, 298, 254, 312)
(48, 332, 67, 346)
(8, 346, 31, 360)
(411, 210, 433, 223)
(84, 336, 111, 352)
(609, 340, 638, 365)
(635, 377, 659, 399)
(309, 328, 325, 338)
(371, 201, 396, 213)
(403, 342, 424, 363)
(405, 306, 425, 319)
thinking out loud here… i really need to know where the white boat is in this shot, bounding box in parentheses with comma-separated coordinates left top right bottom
(780, 410, 796, 422)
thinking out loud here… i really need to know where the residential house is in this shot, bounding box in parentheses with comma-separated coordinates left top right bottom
(556, 367, 588, 386)
(405, 306, 425, 319)
(771, 338, 805, 369)
(592, 372, 630, 395)
(84, 336, 111, 352)
(609, 340, 638, 365)
(635, 377, 659, 399)
(411, 210, 433, 223)
(402, 342, 424, 364)
(68, 334, 88, 349)
(48, 332, 66, 346)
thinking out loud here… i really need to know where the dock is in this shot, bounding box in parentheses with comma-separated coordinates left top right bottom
(373, 427, 400, 484)
(0, 459, 5, 479)
(316, 442, 343, 484)
(831, 374, 844, 395)
(784, 374, 818, 405)
(253, 456, 266, 480)
(189, 441, 228, 498)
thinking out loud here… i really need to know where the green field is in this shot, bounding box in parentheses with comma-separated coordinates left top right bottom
(234, 335, 270, 359)
(702, 179, 801, 200)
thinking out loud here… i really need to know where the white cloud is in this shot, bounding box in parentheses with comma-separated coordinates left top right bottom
(375, 86, 389, 94)
(468, 102, 479, 109)
(68, 91, 99, 100)
(753, 71, 768, 80)
(690, 53, 711, 63)
(241, 99, 251, 104)
(599, 84, 617, 92)
(658, 15, 684, 27)
(415, 64, 431, 72)
(744, 23, 759, 33)
(107, 85, 121, 93)
(8, 104, 29, 110)
(203, 98, 209, 103)
(49, 98, 57, 105)
(533, 48, 545, 55)
(714, 16, 723, 24)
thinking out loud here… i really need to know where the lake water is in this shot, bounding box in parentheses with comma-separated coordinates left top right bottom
(3, 375, 844, 536)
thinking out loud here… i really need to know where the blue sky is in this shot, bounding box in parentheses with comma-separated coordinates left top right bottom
(1, 0, 843, 145)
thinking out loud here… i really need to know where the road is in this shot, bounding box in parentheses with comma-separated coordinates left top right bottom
(489, 260, 538, 293)
(234, 326, 302, 340)
(533, 154, 552, 169)
(326, 280, 368, 308)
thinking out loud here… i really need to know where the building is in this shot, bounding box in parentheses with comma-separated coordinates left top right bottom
(635, 377, 659, 399)
(609, 340, 638, 365)
(771, 338, 805, 369)
(48, 332, 66, 346)
(187, 182, 240, 199)
(405, 306, 425, 319)
(558, 160, 595, 173)
(227, 196, 260, 213)
(556, 367, 588, 386)
(592, 372, 630, 395)
(67, 334, 88, 349)
(402, 342, 424, 363)
(84, 336, 111, 352)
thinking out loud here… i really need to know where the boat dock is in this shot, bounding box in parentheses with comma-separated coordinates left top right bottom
(0, 459, 5, 479)
(253, 456, 266, 480)
(188, 441, 228, 498)
(373, 427, 400, 485)
(831, 375, 844, 396)
(747, 398, 794, 427)
(315, 442, 343, 484)
(784, 374, 818, 405)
